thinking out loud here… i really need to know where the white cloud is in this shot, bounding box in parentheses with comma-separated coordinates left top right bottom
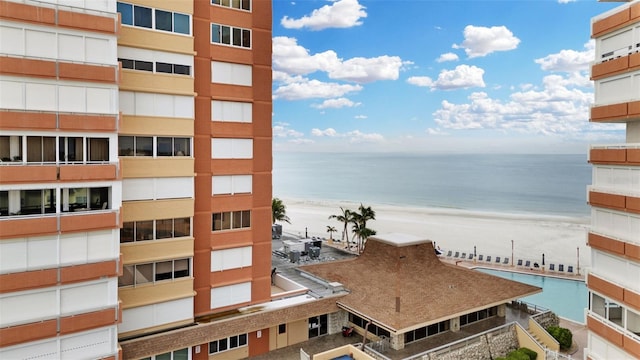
(273, 78, 362, 100)
(408, 65, 485, 91)
(534, 41, 594, 73)
(273, 122, 304, 138)
(437, 52, 459, 63)
(311, 128, 383, 143)
(431, 70, 622, 137)
(273, 37, 407, 83)
(355, 115, 367, 119)
(329, 55, 407, 83)
(407, 76, 434, 87)
(558, 0, 576, 3)
(453, 25, 520, 58)
(281, 0, 367, 30)
(312, 98, 361, 109)
(290, 138, 315, 144)
(311, 128, 338, 137)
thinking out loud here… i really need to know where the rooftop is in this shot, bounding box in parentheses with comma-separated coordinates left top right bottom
(300, 233, 542, 332)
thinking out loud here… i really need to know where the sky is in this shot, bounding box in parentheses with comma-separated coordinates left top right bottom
(271, 0, 626, 154)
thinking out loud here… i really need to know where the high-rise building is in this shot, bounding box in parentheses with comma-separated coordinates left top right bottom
(0, 1, 122, 358)
(588, 1, 640, 358)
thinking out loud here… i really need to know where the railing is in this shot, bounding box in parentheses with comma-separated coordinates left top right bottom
(587, 310, 640, 344)
(10, 0, 119, 19)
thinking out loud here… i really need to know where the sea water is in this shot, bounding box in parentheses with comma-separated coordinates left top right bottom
(273, 152, 591, 217)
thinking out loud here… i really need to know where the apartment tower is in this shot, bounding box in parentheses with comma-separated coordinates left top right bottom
(1, 0, 273, 358)
(587, 0, 640, 358)
(0, 1, 122, 359)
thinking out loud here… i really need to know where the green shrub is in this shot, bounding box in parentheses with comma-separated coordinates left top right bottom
(547, 326, 573, 350)
(507, 350, 531, 360)
(518, 347, 537, 360)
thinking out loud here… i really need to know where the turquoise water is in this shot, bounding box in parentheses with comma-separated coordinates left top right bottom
(477, 268, 588, 323)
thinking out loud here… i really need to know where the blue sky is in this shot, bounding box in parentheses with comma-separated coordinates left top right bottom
(271, 0, 626, 154)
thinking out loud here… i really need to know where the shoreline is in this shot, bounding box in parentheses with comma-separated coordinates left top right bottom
(278, 197, 591, 268)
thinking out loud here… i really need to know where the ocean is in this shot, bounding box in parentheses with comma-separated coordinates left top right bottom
(273, 152, 592, 217)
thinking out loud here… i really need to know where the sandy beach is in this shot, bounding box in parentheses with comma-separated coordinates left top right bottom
(279, 198, 591, 269)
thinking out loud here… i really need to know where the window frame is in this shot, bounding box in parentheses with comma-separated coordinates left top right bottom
(211, 23, 251, 49)
(209, 334, 248, 354)
(211, 0, 251, 11)
(117, 1, 192, 36)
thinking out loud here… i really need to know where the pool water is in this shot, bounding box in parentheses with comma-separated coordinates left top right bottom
(477, 268, 588, 323)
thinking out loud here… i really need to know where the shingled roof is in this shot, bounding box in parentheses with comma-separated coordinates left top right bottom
(300, 233, 541, 333)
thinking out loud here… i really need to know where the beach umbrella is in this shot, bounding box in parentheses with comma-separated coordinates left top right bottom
(542, 253, 545, 266)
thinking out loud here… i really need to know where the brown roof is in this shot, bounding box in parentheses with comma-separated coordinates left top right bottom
(300, 233, 541, 332)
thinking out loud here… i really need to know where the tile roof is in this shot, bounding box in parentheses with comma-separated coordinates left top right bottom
(300, 234, 541, 332)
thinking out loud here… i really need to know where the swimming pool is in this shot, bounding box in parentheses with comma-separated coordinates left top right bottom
(476, 268, 588, 323)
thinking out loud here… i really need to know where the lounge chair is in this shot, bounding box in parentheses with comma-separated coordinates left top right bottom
(503, 257, 509, 264)
(517, 259, 523, 266)
(468, 253, 473, 260)
(486, 256, 491, 262)
(558, 264, 564, 272)
(549, 264, 555, 271)
(567, 265, 573, 273)
(524, 260, 531, 268)
(454, 252, 459, 258)
(495, 256, 501, 263)
(446, 250, 452, 257)
(478, 255, 484, 261)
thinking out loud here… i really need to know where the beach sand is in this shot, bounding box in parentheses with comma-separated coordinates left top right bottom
(279, 198, 591, 269)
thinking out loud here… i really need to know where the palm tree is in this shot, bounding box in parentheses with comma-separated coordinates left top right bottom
(352, 204, 376, 253)
(326, 225, 337, 242)
(272, 198, 291, 224)
(328, 207, 353, 243)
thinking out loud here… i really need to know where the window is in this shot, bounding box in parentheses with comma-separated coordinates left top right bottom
(117, 2, 191, 35)
(211, 100, 252, 123)
(209, 334, 248, 354)
(118, 258, 191, 287)
(151, 349, 188, 360)
(120, 217, 191, 243)
(59, 137, 84, 162)
(404, 320, 449, 344)
(211, 23, 250, 48)
(278, 324, 286, 334)
(26, 136, 55, 162)
(212, 211, 250, 231)
(157, 137, 190, 156)
(212, 0, 250, 11)
(0, 191, 8, 216)
(0, 136, 22, 162)
(211, 61, 252, 86)
(459, 306, 497, 327)
(120, 58, 191, 76)
(308, 314, 328, 338)
(211, 138, 253, 159)
(210, 246, 252, 271)
(212, 175, 252, 195)
(88, 138, 109, 161)
(14, 189, 56, 215)
(63, 186, 109, 212)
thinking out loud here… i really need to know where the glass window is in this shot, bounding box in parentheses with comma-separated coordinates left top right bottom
(119, 265, 134, 286)
(135, 263, 153, 284)
(134, 60, 153, 72)
(233, 28, 241, 46)
(221, 26, 231, 44)
(156, 219, 173, 239)
(134, 5, 152, 28)
(136, 137, 153, 156)
(212, 24, 221, 43)
(119, 58, 134, 69)
(242, 210, 251, 227)
(137, 220, 154, 241)
(218, 338, 227, 352)
(119, 136, 134, 156)
(156, 62, 173, 74)
(88, 138, 109, 162)
(242, 29, 251, 48)
(157, 137, 173, 156)
(117, 2, 133, 25)
(174, 64, 190, 75)
(174, 259, 189, 278)
(121, 222, 134, 243)
(155, 261, 173, 281)
(0, 191, 8, 216)
(174, 138, 190, 156)
(155, 9, 172, 31)
(173, 349, 188, 360)
(155, 353, 171, 360)
(233, 211, 243, 229)
(213, 212, 231, 231)
(174, 13, 190, 34)
(174, 217, 190, 237)
(241, 0, 250, 10)
(238, 334, 247, 346)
